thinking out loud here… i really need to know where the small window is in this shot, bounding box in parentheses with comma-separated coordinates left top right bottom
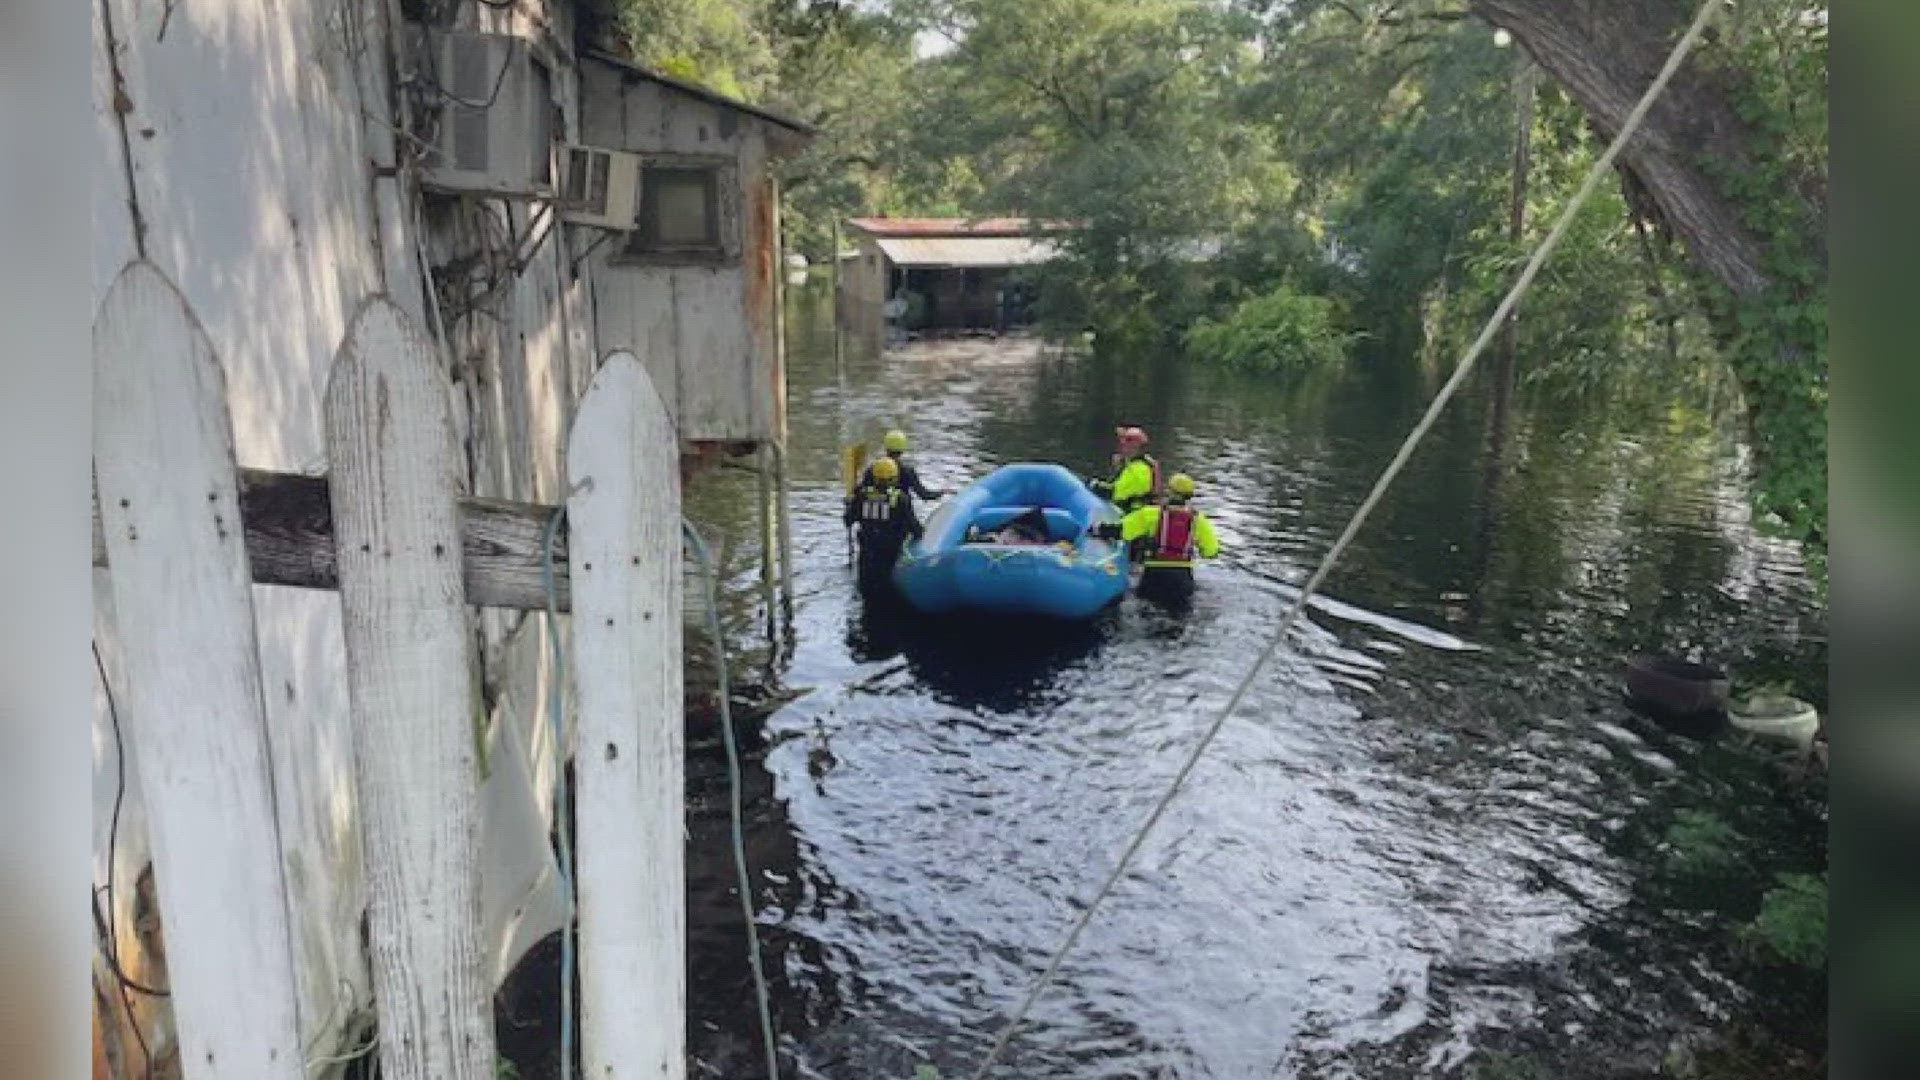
(529, 57, 554, 186)
(623, 160, 736, 263)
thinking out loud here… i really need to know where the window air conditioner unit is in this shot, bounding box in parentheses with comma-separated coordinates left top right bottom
(557, 145, 642, 230)
(420, 30, 556, 198)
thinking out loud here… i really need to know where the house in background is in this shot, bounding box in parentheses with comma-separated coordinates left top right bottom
(840, 217, 1062, 342)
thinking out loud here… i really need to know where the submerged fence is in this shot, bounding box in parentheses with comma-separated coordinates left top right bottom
(92, 259, 690, 1079)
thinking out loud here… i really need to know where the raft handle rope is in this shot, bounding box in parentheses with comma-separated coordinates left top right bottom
(966, 2, 1730, 1074)
(539, 513, 782, 1080)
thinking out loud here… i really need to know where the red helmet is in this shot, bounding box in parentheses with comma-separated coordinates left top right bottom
(1115, 425, 1149, 448)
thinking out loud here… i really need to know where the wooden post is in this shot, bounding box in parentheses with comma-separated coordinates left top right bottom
(757, 445, 778, 642)
(772, 178, 790, 449)
(325, 297, 494, 1079)
(769, 187, 797, 637)
(92, 260, 304, 1078)
(564, 352, 685, 1077)
(771, 440, 797, 634)
(831, 217, 845, 362)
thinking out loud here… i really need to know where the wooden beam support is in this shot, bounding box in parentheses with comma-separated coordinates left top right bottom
(92, 468, 574, 611)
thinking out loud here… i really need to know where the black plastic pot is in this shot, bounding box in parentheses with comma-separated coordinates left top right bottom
(1622, 655, 1730, 716)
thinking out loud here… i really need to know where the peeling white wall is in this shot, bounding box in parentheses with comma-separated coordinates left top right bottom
(90, 2, 792, 1070)
(91, 0, 575, 1067)
(92, 1, 394, 1062)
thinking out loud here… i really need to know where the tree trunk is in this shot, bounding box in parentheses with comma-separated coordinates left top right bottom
(1493, 57, 1537, 417)
(1627, 199, 1683, 365)
(1471, 0, 1827, 546)
(1470, 0, 1822, 300)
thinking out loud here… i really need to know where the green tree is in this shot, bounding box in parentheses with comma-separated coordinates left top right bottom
(1471, 0, 1827, 562)
(617, 0, 777, 98)
(760, 1, 927, 256)
(1237, 0, 1826, 566)
(1184, 280, 1356, 375)
(906, 0, 1289, 339)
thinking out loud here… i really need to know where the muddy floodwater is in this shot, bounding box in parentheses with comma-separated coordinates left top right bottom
(677, 280, 1827, 1079)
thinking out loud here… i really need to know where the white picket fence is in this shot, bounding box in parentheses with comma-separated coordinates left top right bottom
(93, 260, 687, 1079)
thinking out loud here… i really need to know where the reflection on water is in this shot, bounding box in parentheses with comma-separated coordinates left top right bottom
(683, 277, 1826, 1078)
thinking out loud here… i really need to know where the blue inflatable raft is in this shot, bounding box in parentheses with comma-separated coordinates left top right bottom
(893, 462, 1129, 619)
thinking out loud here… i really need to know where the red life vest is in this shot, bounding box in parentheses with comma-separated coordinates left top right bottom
(1148, 505, 1197, 566)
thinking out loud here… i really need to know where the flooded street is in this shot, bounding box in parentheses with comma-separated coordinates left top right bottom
(680, 281, 1827, 1079)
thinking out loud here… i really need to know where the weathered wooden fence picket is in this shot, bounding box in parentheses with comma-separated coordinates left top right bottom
(566, 352, 686, 1077)
(325, 297, 496, 1078)
(94, 260, 306, 1079)
(93, 261, 691, 1078)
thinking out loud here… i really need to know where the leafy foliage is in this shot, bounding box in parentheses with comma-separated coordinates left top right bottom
(761, 2, 926, 255)
(1661, 808, 1747, 878)
(1741, 872, 1827, 969)
(617, 0, 777, 99)
(1688, 2, 1828, 570)
(1242, 0, 1827, 573)
(899, 0, 1290, 337)
(1184, 281, 1355, 375)
(1232, 0, 1512, 340)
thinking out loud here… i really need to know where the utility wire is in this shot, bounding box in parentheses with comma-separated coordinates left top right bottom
(92, 642, 157, 1079)
(966, 2, 1731, 1074)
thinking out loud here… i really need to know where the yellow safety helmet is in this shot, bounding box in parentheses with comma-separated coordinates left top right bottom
(883, 429, 909, 453)
(871, 455, 900, 482)
(1167, 473, 1196, 498)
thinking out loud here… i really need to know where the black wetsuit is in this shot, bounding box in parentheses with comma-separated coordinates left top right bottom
(843, 481, 923, 588)
(859, 454, 937, 511)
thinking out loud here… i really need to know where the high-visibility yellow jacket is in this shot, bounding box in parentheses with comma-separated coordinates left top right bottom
(1120, 502, 1219, 567)
(1091, 453, 1160, 512)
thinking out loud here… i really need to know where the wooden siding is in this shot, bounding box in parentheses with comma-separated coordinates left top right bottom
(91, 0, 582, 1064)
(581, 63, 782, 444)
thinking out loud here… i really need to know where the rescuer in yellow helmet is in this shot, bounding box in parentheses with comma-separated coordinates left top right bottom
(1095, 471, 1218, 602)
(859, 428, 942, 511)
(843, 453, 923, 590)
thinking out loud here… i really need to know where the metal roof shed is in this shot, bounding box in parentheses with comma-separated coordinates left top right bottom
(871, 234, 1062, 269)
(842, 218, 1067, 336)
